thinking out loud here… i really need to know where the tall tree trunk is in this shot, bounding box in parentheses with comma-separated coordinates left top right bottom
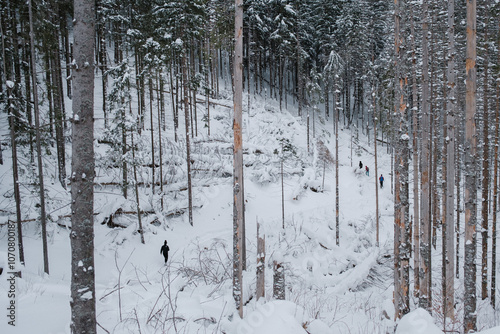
(51, 49, 67, 189)
(2, 14, 24, 265)
(157, 72, 164, 211)
(182, 52, 193, 227)
(480, 0, 491, 301)
(373, 84, 380, 247)
(492, 23, 499, 308)
(410, 10, 419, 297)
(70, 0, 96, 331)
(419, 0, 432, 313)
(7, 83, 25, 266)
(149, 78, 155, 195)
(444, 0, 456, 322)
(464, 0, 477, 331)
(233, 0, 244, 318)
(335, 77, 340, 246)
(394, 0, 410, 318)
(28, 0, 49, 275)
(131, 132, 145, 244)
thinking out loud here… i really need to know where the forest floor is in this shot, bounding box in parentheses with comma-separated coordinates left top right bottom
(0, 84, 499, 333)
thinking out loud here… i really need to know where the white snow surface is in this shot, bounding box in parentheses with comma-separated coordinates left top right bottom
(1, 78, 499, 334)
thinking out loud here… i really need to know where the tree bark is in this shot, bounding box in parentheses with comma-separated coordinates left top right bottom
(182, 52, 193, 226)
(444, 0, 456, 321)
(464, 0, 477, 331)
(492, 22, 499, 308)
(410, 9, 419, 296)
(233, 0, 244, 318)
(28, 0, 49, 274)
(70, 0, 97, 331)
(419, 0, 432, 313)
(256, 220, 265, 300)
(480, 0, 490, 301)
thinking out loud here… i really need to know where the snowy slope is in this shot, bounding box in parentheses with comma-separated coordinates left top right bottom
(1, 83, 498, 334)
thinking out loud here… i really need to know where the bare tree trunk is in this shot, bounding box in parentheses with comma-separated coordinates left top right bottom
(281, 153, 284, 229)
(335, 77, 340, 246)
(131, 133, 145, 244)
(182, 52, 193, 227)
(444, 0, 456, 321)
(273, 260, 285, 300)
(70, 0, 96, 331)
(480, 0, 491, 301)
(233, 0, 244, 318)
(419, 0, 432, 313)
(2, 12, 24, 262)
(492, 24, 499, 308)
(394, 0, 410, 319)
(51, 50, 67, 189)
(256, 219, 265, 300)
(7, 83, 25, 266)
(149, 78, 155, 195)
(28, 0, 49, 274)
(410, 10, 419, 296)
(157, 72, 164, 211)
(373, 86, 380, 247)
(464, 0, 477, 331)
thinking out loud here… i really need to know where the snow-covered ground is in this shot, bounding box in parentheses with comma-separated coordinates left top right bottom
(1, 81, 499, 333)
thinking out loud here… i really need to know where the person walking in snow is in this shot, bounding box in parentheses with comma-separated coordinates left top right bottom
(160, 240, 170, 264)
(365, 166, 369, 176)
(359, 161, 363, 169)
(379, 174, 384, 188)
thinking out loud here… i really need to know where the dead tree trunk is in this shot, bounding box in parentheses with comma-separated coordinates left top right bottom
(256, 219, 265, 300)
(273, 260, 285, 300)
(233, 0, 244, 318)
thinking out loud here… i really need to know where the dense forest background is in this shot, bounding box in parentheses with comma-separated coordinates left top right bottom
(1, 0, 500, 333)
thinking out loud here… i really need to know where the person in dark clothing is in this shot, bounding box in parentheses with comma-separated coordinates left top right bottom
(160, 240, 170, 264)
(359, 161, 363, 169)
(379, 174, 384, 188)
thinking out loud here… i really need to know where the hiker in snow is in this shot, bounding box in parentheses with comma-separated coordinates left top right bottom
(160, 240, 170, 263)
(365, 166, 369, 176)
(359, 161, 363, 169)
(379, 174, 384, 188)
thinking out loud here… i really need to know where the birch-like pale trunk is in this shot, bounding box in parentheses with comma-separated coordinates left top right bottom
(70, 0, 96, 331)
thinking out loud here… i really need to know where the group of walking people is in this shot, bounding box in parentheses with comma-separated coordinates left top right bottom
(359, 161, 384, 188)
